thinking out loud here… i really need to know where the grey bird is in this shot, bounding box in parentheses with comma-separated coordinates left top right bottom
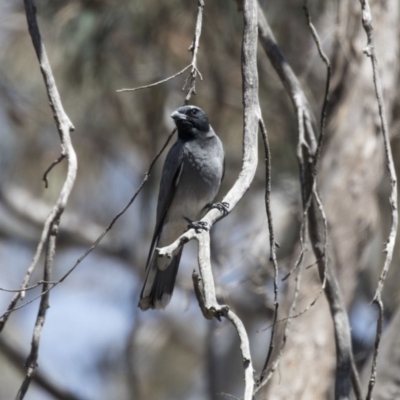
(139, 105, 225, 310)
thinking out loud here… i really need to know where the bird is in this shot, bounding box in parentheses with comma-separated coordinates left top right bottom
(139, 105, 225, 311)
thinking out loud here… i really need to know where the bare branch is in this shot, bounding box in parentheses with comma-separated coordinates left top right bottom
(116, 64, 191, 93)
(303, 0, 331, 172)
(17, 230, 56, 399)
(117, 0, 205, 101)
(358, 1, 398, 398)
(184, 0, 205, 102)
(303, 4, 354, 399)
(192, 235, 254, 399)
(255, 260, 304, 395)
(3, 1, 78, 397)
(257, 2, 317, 153)
(42, 153, 66, 188)
(0, 1, 77, 332)
(157, 0, 260, 397)
(257, 117, 280, 385)
(257, 3, 359, 398)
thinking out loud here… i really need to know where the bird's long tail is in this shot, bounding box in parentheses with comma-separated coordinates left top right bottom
(138, 248, 183, 310)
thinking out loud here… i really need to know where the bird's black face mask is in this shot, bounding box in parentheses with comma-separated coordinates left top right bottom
(171, 105, 210, 140)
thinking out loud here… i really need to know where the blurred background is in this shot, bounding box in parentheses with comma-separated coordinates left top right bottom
(0, 0, 399, 399)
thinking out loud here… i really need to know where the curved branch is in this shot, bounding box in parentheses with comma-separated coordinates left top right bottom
(257, 117, 280, 384)
(192, 234, 254, 399)
(0, 1, 77, 398)
(358, 1, 398, 399)
(0, 2, 77, 333)
(157, 1, 260, 398)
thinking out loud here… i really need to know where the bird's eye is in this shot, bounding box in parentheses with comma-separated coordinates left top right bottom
(190, 108, 199, 116)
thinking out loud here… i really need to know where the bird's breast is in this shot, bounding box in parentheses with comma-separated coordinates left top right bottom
(167, 139, 223, 223)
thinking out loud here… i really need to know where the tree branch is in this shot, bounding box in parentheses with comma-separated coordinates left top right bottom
(117, 0, 204, 102)
(116, 64, 191, 93)
(157, 0, 260, 397)
(192, 236, 253, 399)
(257, 3, 359, 398)
(257, 117, 280, 385)
(17, 231, 56, 399)
(183, 0, 205, 103)
(1, 1, 78, 398)
(254, 259, 304, 395)
(358, 1, 398, 399)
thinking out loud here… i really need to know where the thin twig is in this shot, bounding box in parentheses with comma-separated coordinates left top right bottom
(303, 3, 355, 399)
(255, 257, 304, 394)
(303, 1, 331, 173)
(116, 65, 191, 93)
(260, 286, 324, 333)
(358, 1, 398, 399)
(257, 117, 280, 386)
(352, 355, 363, 400)
(281, 193, 310, 281)
(258, 3, 357, 398)
(117, 0, 205, 100)
(184, 0, 205, 103)
(42, 153, 66, 188)
(17, 228, 56, 399)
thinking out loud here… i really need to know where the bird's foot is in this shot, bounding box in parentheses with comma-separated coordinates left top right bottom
(184, 217, 209, 233)
(211, 201, 230, 215)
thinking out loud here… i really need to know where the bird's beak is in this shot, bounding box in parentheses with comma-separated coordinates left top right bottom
(170, 111, 187, 121)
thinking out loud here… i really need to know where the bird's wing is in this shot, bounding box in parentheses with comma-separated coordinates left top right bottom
(145, 141, 184, 267)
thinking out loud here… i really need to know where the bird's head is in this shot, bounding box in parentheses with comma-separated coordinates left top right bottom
(170, 105, 210, 140)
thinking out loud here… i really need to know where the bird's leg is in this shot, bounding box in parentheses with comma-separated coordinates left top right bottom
(184, 216, 209, 233)
(211, 201, 230, 215)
